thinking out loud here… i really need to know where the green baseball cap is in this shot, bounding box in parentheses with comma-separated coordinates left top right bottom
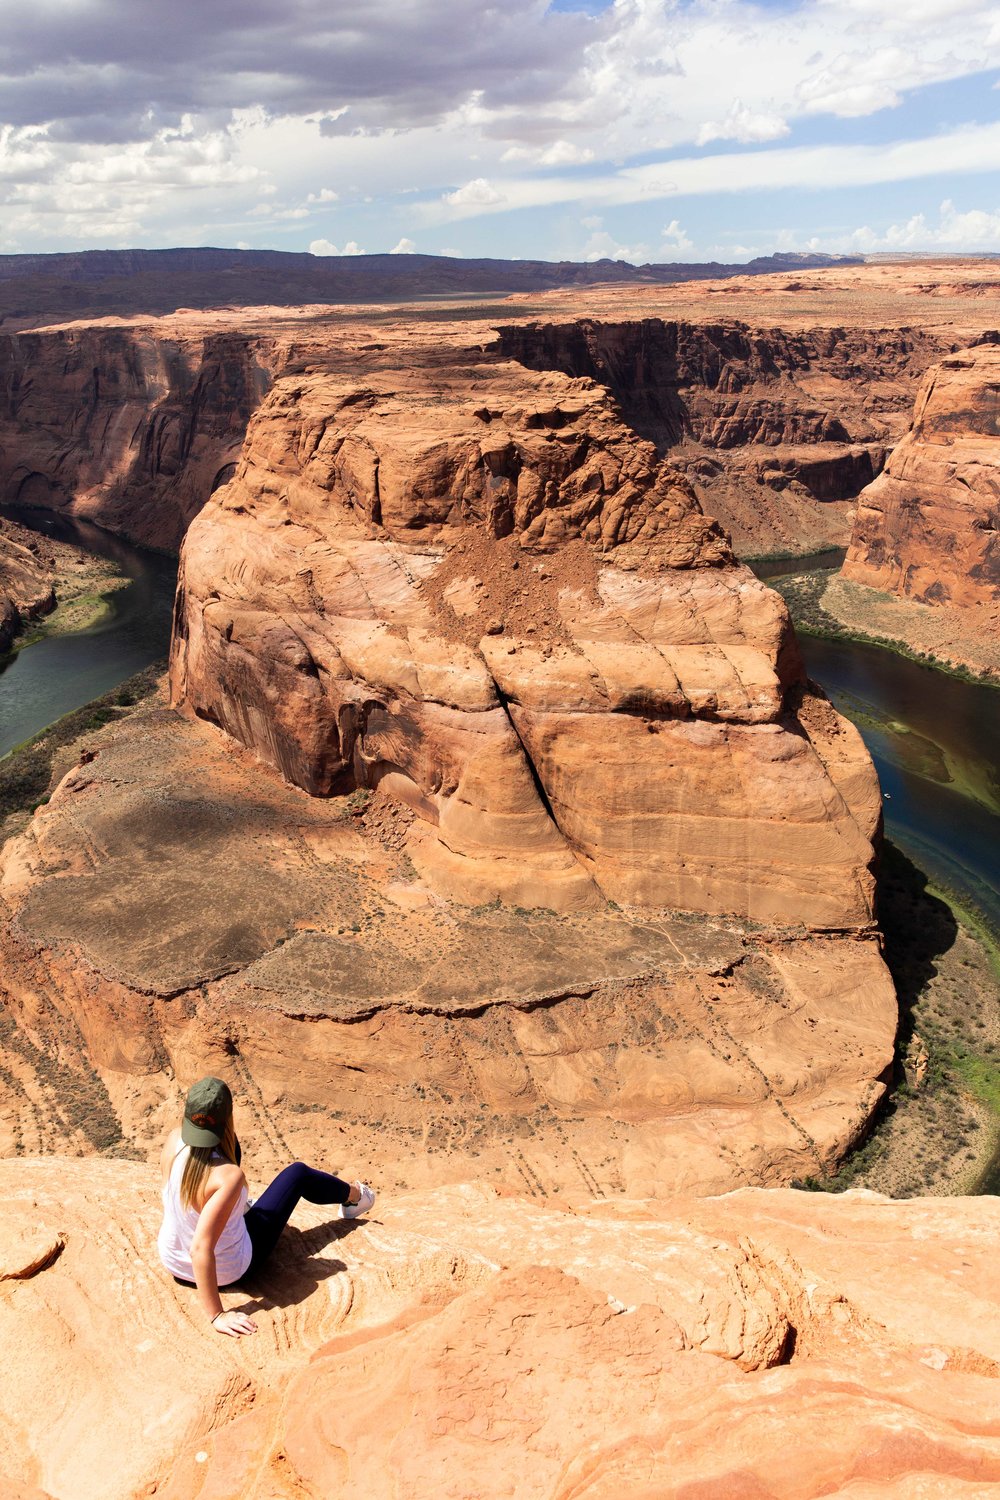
(181, 1076, 233, 1148)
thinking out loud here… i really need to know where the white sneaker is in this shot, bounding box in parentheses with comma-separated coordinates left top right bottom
(342, 1182, 375, 1219)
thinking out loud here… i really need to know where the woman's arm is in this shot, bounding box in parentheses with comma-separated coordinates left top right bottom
(189, 1166, 256, 1338)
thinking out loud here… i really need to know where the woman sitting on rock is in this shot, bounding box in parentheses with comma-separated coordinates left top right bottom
(158, 1076, 375, 1338)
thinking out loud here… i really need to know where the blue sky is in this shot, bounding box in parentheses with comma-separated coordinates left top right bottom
(2, 0, 1000, 261)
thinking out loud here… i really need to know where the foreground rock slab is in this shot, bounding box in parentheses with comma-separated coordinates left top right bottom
(1, 1159, 998, 1500)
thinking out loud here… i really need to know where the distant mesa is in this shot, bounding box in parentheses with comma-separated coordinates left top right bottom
(0, 245, 861, 325)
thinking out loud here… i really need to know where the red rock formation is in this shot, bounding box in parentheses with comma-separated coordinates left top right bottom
(0, 327, 272, 551)
(497, 317, 947, 555)
(0, 517, 56, 653)
(0, 299, 949, 566)
(170, 343, 880, 926)
(2, 1159, 999, 1500)
(845, 343, 1000, 604)
(0, 697, 894, 1197)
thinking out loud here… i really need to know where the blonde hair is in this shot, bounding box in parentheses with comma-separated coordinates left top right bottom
(180, 1112, 239, 1212)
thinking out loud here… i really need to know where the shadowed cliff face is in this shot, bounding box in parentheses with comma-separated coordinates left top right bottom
(169, 336, 881, 928)
(846, 342, 1000, 605)
(497, 318, 951, 555)
(0, 311, 949, 564)
(0, 328, 274, 552)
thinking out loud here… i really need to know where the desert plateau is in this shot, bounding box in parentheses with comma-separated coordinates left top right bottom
(0, 241, 997, 1496)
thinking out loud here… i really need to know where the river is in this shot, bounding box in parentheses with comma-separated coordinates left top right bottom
(0, 506, 177, 758)
(751, 554, 1000, 944)
(797, 634, 1000, 941)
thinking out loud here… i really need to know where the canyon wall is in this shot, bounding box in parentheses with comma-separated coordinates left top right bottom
(498, 318, 949, 555)
(0, 314, 895, 1197)
(0, 327, 274, 551)
(0, 517, 56, 654)
(4, 270, 1000, 1499)
(0, 310, 947, 564)
(845, 342, 1000, 605)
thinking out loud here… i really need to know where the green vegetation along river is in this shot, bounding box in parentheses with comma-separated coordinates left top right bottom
(0, 506, 177, 758)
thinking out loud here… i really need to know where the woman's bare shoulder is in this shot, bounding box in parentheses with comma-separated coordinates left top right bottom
(159, 1126, 184, 1179)
(209, 1160, 245, 1185)
(204, 1160, 245, 1202)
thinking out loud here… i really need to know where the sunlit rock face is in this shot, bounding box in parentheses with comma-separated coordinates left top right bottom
(171, 339, 880, 928)
(2, 1159, 999, 1500)
(846, 342, 1000, 606)
(0, 515, 56, 653)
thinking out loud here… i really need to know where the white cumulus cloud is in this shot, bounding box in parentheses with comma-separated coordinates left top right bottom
(850, 198, 1000, 251)
(696, 101, 790, 148)
(309, 237, 365, 255)
(660, 219, 694, 256)
(443, 177, 505, 206)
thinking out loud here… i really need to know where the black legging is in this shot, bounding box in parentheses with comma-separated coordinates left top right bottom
(239, 1162, 352, 1278)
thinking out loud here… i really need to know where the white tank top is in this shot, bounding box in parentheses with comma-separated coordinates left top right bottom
(157, 1146, 252, 1286)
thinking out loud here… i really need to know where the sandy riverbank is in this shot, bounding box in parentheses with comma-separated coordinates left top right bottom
(804, 843, 1000, 1198)
(773, 567, 1000, 684)
(0, 512, 128, 657)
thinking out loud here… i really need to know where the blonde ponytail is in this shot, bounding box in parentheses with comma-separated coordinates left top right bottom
(179, 1113, 240, 1211)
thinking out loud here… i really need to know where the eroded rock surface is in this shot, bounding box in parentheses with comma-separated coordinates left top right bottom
(1, 1159, 998, 1500)
(845, 342, 1000, 605)
(498, 317, 950, 557)
(0, 702, 894, 1196)
(170, 341, 880, 926)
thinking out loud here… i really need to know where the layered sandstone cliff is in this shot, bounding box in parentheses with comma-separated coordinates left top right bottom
(2, 1159, 999, 1500)
(845, 342, 1000, 605)
(170, 344, 881, 926)
(498, 318, 949, 556)
(0, 327, 273, 551)
(0, 295, 949, 566)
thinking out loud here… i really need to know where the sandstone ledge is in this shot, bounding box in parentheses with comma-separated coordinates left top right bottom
(0, 703, 894, 1198)
(1, 1158, 999, 1499)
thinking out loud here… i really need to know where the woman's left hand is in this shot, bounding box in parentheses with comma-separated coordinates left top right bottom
(212, 1308, 258, 1338)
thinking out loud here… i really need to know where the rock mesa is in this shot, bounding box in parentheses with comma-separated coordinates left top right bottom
(171, 344, 881, 927)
